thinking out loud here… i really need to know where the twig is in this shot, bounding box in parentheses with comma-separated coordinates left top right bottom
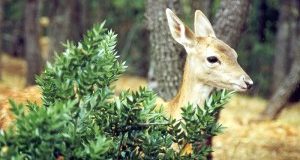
(116, 132, 125, 160)
(116, 122, 170, 133)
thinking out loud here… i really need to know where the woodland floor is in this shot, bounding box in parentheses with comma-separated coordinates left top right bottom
(0, 54, 300, 160)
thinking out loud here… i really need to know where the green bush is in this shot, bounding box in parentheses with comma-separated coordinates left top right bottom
(0, 22, 233, 159)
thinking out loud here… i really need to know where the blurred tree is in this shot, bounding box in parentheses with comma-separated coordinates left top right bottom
(69, 0, 87, 42)
(46, 0, 71, 62)
(11, 24, 25, 57)
(191, 0, 212, 18)
(236, 0, 279, 96)
(5, 0, 26, 58)
(271, 0, 293, 93)
(262, 0, 300, 119)
(146, 0, 185, 100)
(25, 0, 42, 85)
(258, 0, 267, 42)
(0, 0, 3, 80)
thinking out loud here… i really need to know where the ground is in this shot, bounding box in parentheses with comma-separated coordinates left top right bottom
(0, 54, 299, 160)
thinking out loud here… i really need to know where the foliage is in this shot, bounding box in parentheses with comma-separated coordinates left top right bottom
(37, 22, 125, 107)
(0, 23, 233, 159)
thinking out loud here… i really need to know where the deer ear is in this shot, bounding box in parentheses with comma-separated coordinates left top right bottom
(194, 10, 216, 37)
(166, 8, 195, 46)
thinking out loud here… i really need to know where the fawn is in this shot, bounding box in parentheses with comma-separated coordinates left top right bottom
(163, 8, 253, 121)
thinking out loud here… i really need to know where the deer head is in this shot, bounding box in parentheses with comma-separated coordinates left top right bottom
(166, 8, 253, 92)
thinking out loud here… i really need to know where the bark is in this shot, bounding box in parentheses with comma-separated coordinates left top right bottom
(47, 0, 71, 62)
(146, 0, 185, 100)
(213, 0, 251, 48)
(25, 0, 42, 85)
(69, 0, 86, 42)
(262, 0, 300, 119)
(191, 0, 212, 18)
(271, 0, 293, 92)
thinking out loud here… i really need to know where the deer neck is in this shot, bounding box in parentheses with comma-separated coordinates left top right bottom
(167, 56, 214, 119)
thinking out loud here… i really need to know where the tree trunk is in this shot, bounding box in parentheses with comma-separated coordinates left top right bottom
(11, 23, 25, 57)
(47, 0, 71, 62)
(191, 0, 212, 18)
(271, 0, 293, 92)
(261, 0, 300, 119)
(0, 0, 3, 80)
(146, 0, 185, 100)
(69, 0, 86, 42)
(25, 0, 42, 85)
(213, 0, 251, 48)
(258, 0, 267, 42)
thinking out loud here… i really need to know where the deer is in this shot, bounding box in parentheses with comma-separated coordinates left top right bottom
(161, 8, 253, 155)
(163, 8, 253, 120)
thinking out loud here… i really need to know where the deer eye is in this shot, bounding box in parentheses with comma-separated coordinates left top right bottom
(206, 56, 219, 63)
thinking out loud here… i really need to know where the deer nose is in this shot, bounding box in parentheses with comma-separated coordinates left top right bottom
(242, 76, 253, 90)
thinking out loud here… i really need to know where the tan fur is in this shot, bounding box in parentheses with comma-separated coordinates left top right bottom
(165, 56, 213, 119)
